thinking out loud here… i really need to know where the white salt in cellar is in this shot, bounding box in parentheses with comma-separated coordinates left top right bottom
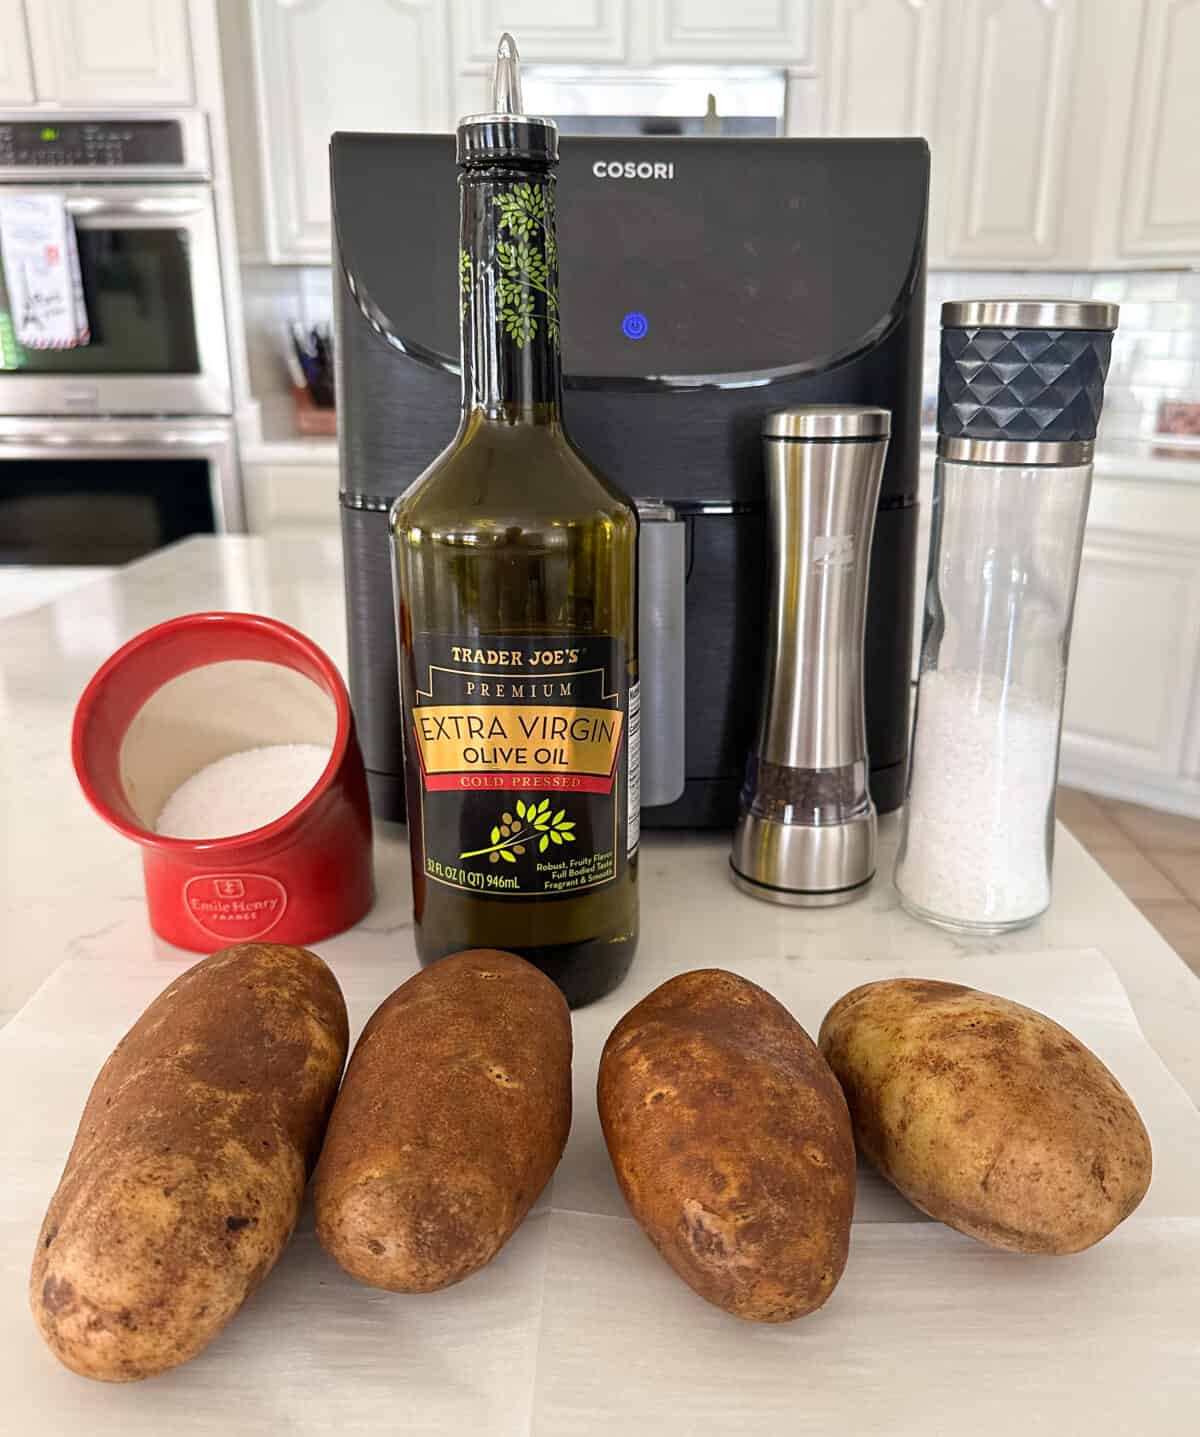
(894, 299, 1119, 932)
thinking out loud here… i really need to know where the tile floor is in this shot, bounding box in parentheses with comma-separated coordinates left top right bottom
(1057, 787, 1200, 977)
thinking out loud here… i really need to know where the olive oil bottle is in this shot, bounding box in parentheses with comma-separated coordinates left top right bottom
(390, 34, 639, 1007)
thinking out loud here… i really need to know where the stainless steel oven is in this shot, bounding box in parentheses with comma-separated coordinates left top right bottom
(0, 185, 231, 417)
(0, 416, 240, 565)
(0, 112, 240, 566)
(0, 111, 230, 417)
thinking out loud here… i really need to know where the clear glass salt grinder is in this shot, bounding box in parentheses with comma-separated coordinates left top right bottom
(894, 299, 1119, 933)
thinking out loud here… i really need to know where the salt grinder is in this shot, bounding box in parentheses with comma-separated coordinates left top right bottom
(731, 406, 890, 905)
(894, 299, 1118, 932)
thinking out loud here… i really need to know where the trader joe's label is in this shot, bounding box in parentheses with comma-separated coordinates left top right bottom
(404, 635, 633, 897)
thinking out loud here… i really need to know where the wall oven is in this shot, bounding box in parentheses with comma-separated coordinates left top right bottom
(0, 417, 239, 565)
(0, 111, 239, 567)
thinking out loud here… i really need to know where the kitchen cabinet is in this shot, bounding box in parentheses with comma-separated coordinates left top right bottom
(251, 0, 452, 263)
(0, 0, 35, 105)
(452, 0, 628, 65)
(937, 0, 1081, 265)
(1102, 0, 1200, 264)
(234, 0, 1200, 267)
(453, 1, 818, 67)
(644, 0, 816, 63)
(824, 0, 1087, 267)
(1060, 469, 1200, 817)
(242, 458, 340, 537)
(451, 1, 819, 119)
(822, 0, 942, 139)
(820, 0, 945, 257)
(24, 0, 194, 106)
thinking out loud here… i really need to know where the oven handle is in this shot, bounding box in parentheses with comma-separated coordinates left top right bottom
(0, 419, 244, 532)
(0, 420, 233, 450)
(64, 194, 211, 220)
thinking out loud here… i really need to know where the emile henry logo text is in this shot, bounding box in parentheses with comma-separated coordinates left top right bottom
(183, 874, 288, 940)
(592, 160, 675, 180)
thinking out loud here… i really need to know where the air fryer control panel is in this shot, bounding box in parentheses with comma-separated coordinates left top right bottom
(332, 135, 927, 394)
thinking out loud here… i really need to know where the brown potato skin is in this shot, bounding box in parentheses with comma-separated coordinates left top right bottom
(598, 968, 856, 1322)
(30, 943, 349, 1382)
(313, 949, 571, 1292)
(819, 978, 1153, 1254)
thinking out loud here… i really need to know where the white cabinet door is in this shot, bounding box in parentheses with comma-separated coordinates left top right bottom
(0, 0, 34, 104)
(821, 0, 942, 257)
(243, 462, 340, 536)
(1063, 534, 1199, 776)
(1114, 0, 1200, 260)
(823, 0, 942, 136)
(647, 0, 815, 63)
(25, 0, 194, 105)
(1058, 474, 1200, 816)
(452, 0, 628, 65)
(940, 0, 1080, 264)
(252, 0, 452, 263)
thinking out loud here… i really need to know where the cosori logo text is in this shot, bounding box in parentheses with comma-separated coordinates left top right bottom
(592, 160, 674, 180)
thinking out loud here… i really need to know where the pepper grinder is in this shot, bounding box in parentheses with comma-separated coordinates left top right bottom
(731, 406, 890, 906)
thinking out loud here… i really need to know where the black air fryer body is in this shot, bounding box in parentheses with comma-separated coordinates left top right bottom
(334, 135, 928, 827)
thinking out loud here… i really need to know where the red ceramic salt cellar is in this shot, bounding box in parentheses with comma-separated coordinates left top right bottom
(72, 612, 374, 951)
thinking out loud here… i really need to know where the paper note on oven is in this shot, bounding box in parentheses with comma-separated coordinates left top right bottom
(0, 194, 90, 349)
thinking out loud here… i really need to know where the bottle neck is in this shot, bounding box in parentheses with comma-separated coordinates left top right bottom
(459, 162, 563, 424)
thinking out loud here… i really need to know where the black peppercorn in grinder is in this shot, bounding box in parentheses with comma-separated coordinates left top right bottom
(731, 406, 890, 906)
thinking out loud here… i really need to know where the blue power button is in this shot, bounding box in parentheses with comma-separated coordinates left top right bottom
(621, 311, 649, 340)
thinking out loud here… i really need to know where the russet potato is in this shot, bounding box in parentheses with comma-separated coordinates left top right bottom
(30, 943, 349, 1382)
(819, 978, 1152, 1254)
(598, 969, 856, 1322)
(314, 949, 571, 1291)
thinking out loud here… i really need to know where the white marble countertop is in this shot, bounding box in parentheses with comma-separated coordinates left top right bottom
(5, 535, 1200, 1428)
(2, 534, 1198, 1110)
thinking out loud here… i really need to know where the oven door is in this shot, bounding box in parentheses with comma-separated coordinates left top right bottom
(0, 186, 231, 417)
(0, 416, 242, 565)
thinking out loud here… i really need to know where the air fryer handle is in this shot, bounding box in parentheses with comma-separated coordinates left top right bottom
(636, 503, 687, 809)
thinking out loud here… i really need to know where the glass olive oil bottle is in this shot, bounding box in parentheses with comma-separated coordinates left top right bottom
(390, 34, 639, 1007)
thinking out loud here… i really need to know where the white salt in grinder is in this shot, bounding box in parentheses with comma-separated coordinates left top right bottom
(894, 299, 1119, 933)
(731, 406, 890, 905)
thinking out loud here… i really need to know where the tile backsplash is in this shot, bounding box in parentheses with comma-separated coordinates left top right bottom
(924, 271, 1200, 440)
(242, 262, 1200, 444)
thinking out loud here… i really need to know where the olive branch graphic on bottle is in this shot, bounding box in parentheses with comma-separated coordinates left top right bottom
(492, 183, 559, 350)
(460, 796, 575, 864)
(459, 248, 472, 320)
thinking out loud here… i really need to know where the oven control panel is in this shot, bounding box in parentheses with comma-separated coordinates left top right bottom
(0, 119, 184, 169)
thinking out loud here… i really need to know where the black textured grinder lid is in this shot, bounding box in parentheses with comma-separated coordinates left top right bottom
(938, 298, 1119, 444)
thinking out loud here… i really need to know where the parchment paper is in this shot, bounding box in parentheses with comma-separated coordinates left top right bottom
(3, 947, 1199, 1433)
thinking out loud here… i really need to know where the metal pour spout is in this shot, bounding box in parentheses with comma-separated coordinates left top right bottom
(456, 31, 556, 164)
(493, 32, 524, 114)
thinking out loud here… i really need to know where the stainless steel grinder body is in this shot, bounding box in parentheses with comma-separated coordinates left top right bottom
(731, 406, 890, 905)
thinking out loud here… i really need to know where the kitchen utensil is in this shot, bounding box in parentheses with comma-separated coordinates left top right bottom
(894, 298, 1119, 933)
(288, 321, 335, 408)
(72, 611, 374, 951)
(731, 406, 890, 906)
